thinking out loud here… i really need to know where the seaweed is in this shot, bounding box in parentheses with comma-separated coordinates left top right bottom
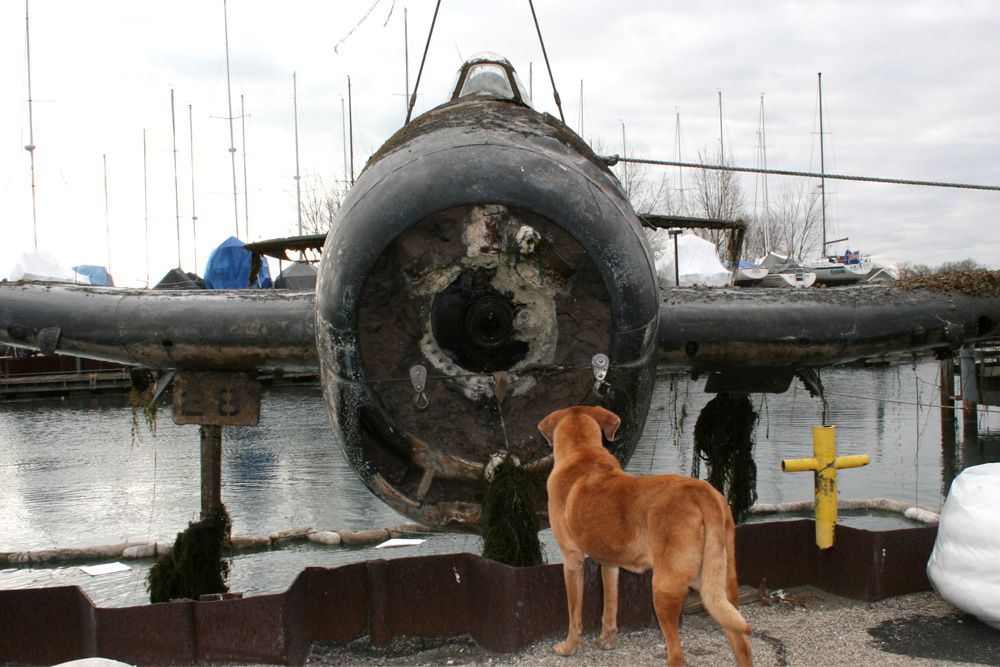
(146, 506, 232, 603)
(479, 457, 545, 567)
(694, 393, 759, 524)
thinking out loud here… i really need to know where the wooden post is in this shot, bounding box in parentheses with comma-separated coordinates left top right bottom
(960, 346, 978, 437)
(940, 358, 955, 425)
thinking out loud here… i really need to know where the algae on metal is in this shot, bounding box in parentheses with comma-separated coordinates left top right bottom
(146, 506, 232, 603)
(128, 367, 158, 442)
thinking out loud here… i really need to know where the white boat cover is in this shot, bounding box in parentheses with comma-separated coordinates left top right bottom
(9, 250, 91, 284)
(644, 229, 730, 287)
(927, 462, 1000, 629)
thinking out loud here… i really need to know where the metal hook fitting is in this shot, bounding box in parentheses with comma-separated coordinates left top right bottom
(409, 365, 429, 411)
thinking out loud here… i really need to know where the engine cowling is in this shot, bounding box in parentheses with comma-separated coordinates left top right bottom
(315, 95, 659, 531)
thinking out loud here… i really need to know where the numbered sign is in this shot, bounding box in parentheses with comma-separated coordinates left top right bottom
(172, 372, 261, 426)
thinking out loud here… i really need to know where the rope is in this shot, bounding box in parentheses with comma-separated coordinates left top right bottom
(613, 157, 1000, 192)
(824, 389, 999, 415)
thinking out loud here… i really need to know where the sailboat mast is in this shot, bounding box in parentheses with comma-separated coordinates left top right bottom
(404, 8, 410, 119)
(103, 155, 111, 277)
(143, 129, 149, 288)
(223, 0, 239, 237)
(759, 94, 770, 251)
(675, 109, 683, 212)
(241, 95, 249, 240)
(293, 73, 302, 237)
(718, 90, 724, 164)
(189, 104, 198, 271)
(171, 89, 182, 270)
(347, 75, 355, 186)
(24, 0, 38, 251)
(818, 72, 827, 253)
(341, 97, 348, 190)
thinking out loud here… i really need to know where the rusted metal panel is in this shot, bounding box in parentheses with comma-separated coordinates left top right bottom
(0, 521, 942, 665)
(172, 372, 261, 426)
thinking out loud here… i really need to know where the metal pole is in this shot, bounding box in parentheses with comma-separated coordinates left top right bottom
(348, 75, 355, 186)
(143, 129, 149, 287)
(171, 89, 182, 270)
(223, 0, 239, 237)
(103, 154, 111, 278)
(960, 346, 978, 437)
(25, 0, 38, 251)
(189, 104, 198, 272)
(818, 72, 827, 252)
(200, 424, 223, 520)
(293, 73, 302, 236)
(241, 95, 249, 240)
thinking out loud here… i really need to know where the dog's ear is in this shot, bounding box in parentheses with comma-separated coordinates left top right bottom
(592, 407, 621, 442)
(538, 410, 563, 446)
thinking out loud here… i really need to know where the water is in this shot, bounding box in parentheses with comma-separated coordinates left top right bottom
(2, 360, 999, 607)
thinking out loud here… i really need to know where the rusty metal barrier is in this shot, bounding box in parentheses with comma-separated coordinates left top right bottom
(0, 520, 937, 665)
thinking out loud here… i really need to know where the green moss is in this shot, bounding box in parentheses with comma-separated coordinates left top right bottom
(147, 506, 232, 603)
(480, 458, 544, 567)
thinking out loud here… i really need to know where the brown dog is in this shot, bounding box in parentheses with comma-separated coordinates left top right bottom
(539, 406, 752, 666)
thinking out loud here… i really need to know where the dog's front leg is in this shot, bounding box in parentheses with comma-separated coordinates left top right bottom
(596, 564, 619, 649)
(555, 551, 585, 656)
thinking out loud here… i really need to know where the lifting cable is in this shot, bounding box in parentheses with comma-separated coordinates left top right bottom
(611, 157, 1000, 192)
(405, 0, 442, 124)
(527, 0, 565, 123)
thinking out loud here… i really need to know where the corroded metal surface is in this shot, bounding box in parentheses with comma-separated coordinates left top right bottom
(0, 283, 317, 373)
(657, 284, 1000, 371)
(315, 95, 660, 530)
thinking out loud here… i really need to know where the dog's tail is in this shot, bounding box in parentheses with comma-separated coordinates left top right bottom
(698, 491, 751, 637)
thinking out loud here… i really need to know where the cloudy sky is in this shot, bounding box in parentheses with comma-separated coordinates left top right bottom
(2, 1, 998, 286)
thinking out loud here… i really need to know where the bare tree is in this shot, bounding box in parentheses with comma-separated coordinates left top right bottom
(589, 137, 676, 216)
(692, 147, 749, 247)
(896, 261, 933, 278)
(937, 257, 984, 274)
(769, 182, 824, 262)
(293, 171, 350, 237)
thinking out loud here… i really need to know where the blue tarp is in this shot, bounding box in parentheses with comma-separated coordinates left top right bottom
(203, 236, 272, 289)
(72, 265, 114, 286)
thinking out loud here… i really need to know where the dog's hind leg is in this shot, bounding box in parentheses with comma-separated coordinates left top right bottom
(652, 571, 689, 667)
(555, 550, 585, 656)
(596, 564, 619, 649)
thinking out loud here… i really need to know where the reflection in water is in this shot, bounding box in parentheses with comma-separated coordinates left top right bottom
(692, 393, 758, 523)
(2, 359, 1000, 608)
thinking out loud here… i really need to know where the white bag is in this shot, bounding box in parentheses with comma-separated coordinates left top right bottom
(927, 463, 1000, 629)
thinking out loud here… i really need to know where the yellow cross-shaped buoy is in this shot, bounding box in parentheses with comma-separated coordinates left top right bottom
(781, 425, 869, 549)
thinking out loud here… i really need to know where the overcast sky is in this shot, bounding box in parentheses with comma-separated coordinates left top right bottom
(2, 1, 998, 286)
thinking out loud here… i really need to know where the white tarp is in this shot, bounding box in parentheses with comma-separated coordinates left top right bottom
(926, 463, 1000, 629)
(644, 229, 731, 287)
(9, 250, 91, 284)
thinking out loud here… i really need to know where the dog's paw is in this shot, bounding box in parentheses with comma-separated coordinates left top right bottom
(596, 630, 617, 650)
(554, 640, 579, 656)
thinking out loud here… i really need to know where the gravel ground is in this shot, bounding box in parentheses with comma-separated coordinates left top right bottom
(306, 587, 1000, 667)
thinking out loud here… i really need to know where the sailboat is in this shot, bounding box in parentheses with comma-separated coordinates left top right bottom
(803, 73, 871, 286)
(749, 94, 814, 288)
